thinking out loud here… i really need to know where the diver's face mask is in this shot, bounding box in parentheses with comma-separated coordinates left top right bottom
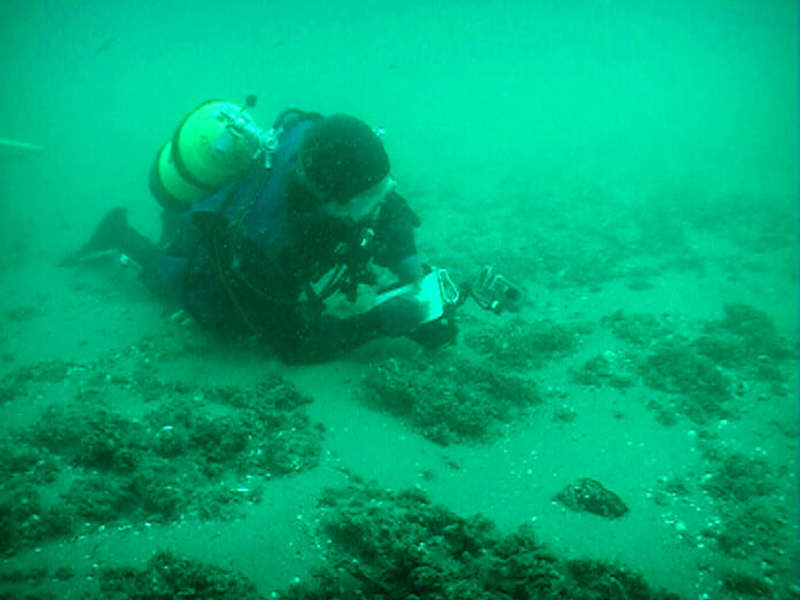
(294, 153, 395, 224)
(323, 176, 396, 224)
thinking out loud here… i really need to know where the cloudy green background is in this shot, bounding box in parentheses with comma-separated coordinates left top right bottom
(0, 1, 796, 597)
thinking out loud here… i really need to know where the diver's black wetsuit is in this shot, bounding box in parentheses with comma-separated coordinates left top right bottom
(113, 111, 424, 363)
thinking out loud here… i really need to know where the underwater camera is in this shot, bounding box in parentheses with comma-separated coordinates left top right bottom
(470, 265, 524, 314)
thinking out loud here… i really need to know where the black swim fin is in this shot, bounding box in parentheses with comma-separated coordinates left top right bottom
(59, 207, 129, 266)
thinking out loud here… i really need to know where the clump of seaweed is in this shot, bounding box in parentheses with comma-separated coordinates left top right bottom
(464, 318, 589, 370)
(0, 375, 322, 556)
(277, 479, 681, 600)
(694, 302, 795, 382)
(707, 497, 786, 560)
(598, 304, 795, 424)
(99, 551, 263, 599)
(639, 340, 732, 423)
(602, 310, 675, 346)
(700, 452, 778, 503)
(688, 192, 797, 254)
(0, 480, 74, 558)
(721, 566, 778, 597)
(695, 446, 794, 588)
(0, 359, 75, 405)
(571, 352, 636, 389)
(650, 474, 690, 506)
(361, 357, 540, 445)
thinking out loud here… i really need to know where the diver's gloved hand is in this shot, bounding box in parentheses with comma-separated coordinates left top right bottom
(370, 267, 461, 341)
(410, 314, 458, 349)
(372, 293, 429, 337)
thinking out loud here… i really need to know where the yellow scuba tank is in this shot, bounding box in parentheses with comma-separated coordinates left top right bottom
(149, 96, 277, 210)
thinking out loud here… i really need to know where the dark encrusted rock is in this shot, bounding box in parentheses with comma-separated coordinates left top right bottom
(554, 478, 629, 518)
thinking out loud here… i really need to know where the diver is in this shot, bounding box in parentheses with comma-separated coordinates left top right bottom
(62, 98, 461, 363)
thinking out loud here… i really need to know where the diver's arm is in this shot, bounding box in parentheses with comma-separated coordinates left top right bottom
(270, 280, 443, 363)
(394, 254, 425, 283)
(373, 191, 424, 284)
(270, 308, 383, 364)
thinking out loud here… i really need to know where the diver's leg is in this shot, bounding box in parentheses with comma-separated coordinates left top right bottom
(60, 208, 160, 267)
(158, 207, 185, 250)
(59, 207, 126, 265)
(61, 207, 185, 306)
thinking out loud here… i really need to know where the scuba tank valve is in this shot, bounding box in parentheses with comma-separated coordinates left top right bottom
(150, 96, 279, 211)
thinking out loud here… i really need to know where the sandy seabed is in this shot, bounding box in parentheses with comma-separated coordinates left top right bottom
(0, 173, 798, 600)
